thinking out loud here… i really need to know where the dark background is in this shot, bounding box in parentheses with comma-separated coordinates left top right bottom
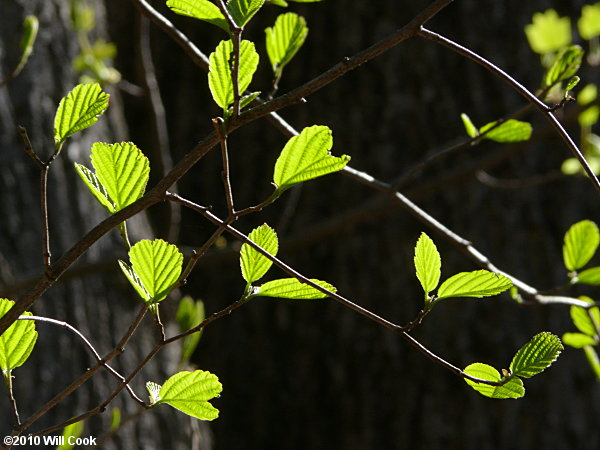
(1, 0, 600, 448)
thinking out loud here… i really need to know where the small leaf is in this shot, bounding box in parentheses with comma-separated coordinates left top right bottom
(562, 332, 597, 348)
(208, 39, 260, 111)
(563, 220, 599, 271)
(74, 163, 115, 213)
(273, 125, 350, 191)
(436, 270, 512, 301)
(570, 299, 600, 336)
(90, 142, 150, 211)
(578, 3, 600, 40)
(266, 12, 308, 76)
(583, 346, 600, 380)
(255, 278, 336, 299)
(177, 297, 205, 365)
(58, 421, 84, 450)
(146, 381, 162, 405)
(543, 45, 584, 89)
(166, 0, 228, 32)
(479, 119, 533, 143)
(0, 299, 38, 373)
(524, 9, 571, 54)
(578, 84, 598, 106)
(54, 83, 109, 144)
(227, 91, 261, 115)
(269, 0, 288, 6)
(509, 332, 563, 378)
(460, 113, 478, 138)
(158, 370, 222, 421)
(579, 106, 600, 128)
(240, 224, 279, 283)
(463, 363, 524, 399)
(227, 0, 265, 27)
(118, 260, 151, 302)
(577, 266, 600, 285)
(565, 76, 580, 94)
(414, 232, 441, 294)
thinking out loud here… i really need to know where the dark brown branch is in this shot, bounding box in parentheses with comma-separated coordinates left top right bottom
(212, 118, 236, 218)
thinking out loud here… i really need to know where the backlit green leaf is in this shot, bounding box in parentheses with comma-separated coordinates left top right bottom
(266, 13, 308, 76)
(578, 3, 600, 40)
(414, 232, 441, 294)
(577, 267, 600, 285)
(118, 260, 151, 302)
(563, 220, 599, 271)
(146, 381, 162, 405)
(543, 45, 584, 89)
(58, 421, 84, 450)
(54, 83, 109, 143)
(158, 370, 222, 420)
(583, 346, 600, 380)
(463, 363, 524, 399)
(578, 84, 598, 105)
(524, 9, 571, 54)
(565, 76, 580, 94)
(177, 297, 205, 366)
(208, 39, 259, 111)
(0, 299, 38, 373)
(460, 113, 478, 138)
(509, 332, 563, 378)
(562, 332, 597, 348)
(480, 119, 532, 143)
(255, 278, 336, 299)
(227, 0, 265, 27)
(437, 270, 512, 301)
(570, 298, 600, 336)
(74, 163, 115, 213)
(240, 224, 278, 283)
(166, 0, 228, 32)
(269, 0, 288, 6)
(273, 125, 350, 191)
(579, 106, 600, 127)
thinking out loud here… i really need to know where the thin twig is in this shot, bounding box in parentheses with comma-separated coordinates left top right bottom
(4, 373, 21, 427)
(212, 118, 236, 218)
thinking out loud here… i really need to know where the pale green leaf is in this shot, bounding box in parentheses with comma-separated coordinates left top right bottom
(578, 84, 598, 105)
(208, 39, 259, 111)
(583, 346, 600, 380)
(509, 332, 563, 378)
(227, 0, 265, 27)
(118, 260, 151, 302)
(58, 421, 84, 450)
(460, 113, 478, 138)
(273, 125, 350, 191)
(414, 232, 441, 294)
(90, 142, 150, 212)
(266, 12, 308, 76)
(128, 239, 183, 303)
(577, 266, 600, 285)
(562, 332, 597, 348)
(524, 9, 571, 54)
(158, 370, 222, 421)
(480, 119, 532, 143)
(0, 299, 38, 373)
(578, 3, 600, 40)
(227, 91, 261, 115)
(269, 0, 288, 6)
(240, 224, 278, 283)
(166, 0, 228, 32)
(255, 278, 336, 299)
(570, 298, 600, 336)
(543, 45, 584, 88)
(146, 381, 162, 405)
(54, 83, 109, 143)
(463, 363, 524, 399)
(74, 163, 115, 213)
(579, 106, 600, 127)
(436, 270, 512, 300)
(563, 220, 599, 271)
(565, 76, 580, 94)
(177, 297, 205, 365)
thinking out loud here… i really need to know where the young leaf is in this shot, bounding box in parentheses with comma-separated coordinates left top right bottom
(562, 332, 597, 348)
(543, 45, 584, 89)
(273, 125, 350, 192)
(0, 299, 38, 373)
(254, 278, 336, 299)
(166, 0, 228, 32)
(460, 113, 478, 138)
(524, 9, 571, 55)
(579, 106, 600, 127)
(436, 270, 512, 301)
(227, 0, 265, 27)
(177, 297, 205, 366)
(158, 370, 222, 421)
(74, 163, 115, 213)
(414, 232, 441, 294)
(208, 39, 260, 111)
(227, 91, 261, 115)
(565, 76, 580, 94)
(54, 83, 109, 144)
(509, 332, 563, 378)
(578, 84, 598, 106)
(58, 421, 84, 450)
(266, 12, 308, 76)
(578, 3, 600, 41)
(463, 363, 524, 399)
(479, 119, 532, 143)
(269, 0, 288, 6)
(146, 381, 162, 405)
(118, 260, 151, 302)
(240, 224, 279, 283)
(563, 220, 600, 271)
(90, 142, 150, 212)
(569, 299, 600, 336)
(583, 346, 600, 380)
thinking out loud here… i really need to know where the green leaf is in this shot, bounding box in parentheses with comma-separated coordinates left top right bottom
(89, 142, 150, 211)
(0, 299, 38, 373)
(565, 76, 580, 94)
(583, 346, 600, 380)
(240, 224, 278, 283)
(146, 381, 162, 405)
(208, 39, 260, 111)
(578, 83, 598, 106)
(118, 260, 151, 302)
(509, 332, 563, 378)
(436, 270, 512, 301)
(414, 232, 441, 294)
(166, 0, 228, 32)
(460, 113, 478, 138)
(569, 298, 600, 336)
(255, 278, 336, 299)
(273, 125, 350, 191)
(268, 0, 288, 6)
(58, 421, 84, 450)
(524, 9, 571, 54)
(74, 163, 115, 213)
(158, 370, 222, 421)
(577, 266, 600, 285)
(54, 83, 109, 144)
(579, 106, 600, 128)
(227, 0, 265, 27)
(177, 297, 205, 366)
(227, 91, 261, 115)
(562, 332, 597, 348)
(463, 363, 524, 399)
(266, 13, 308, 76)
(563, 220, 599, 271)
(479, 119, 533, 143)
(578, 3, 600, 40)
(543, 45, 584, 89)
